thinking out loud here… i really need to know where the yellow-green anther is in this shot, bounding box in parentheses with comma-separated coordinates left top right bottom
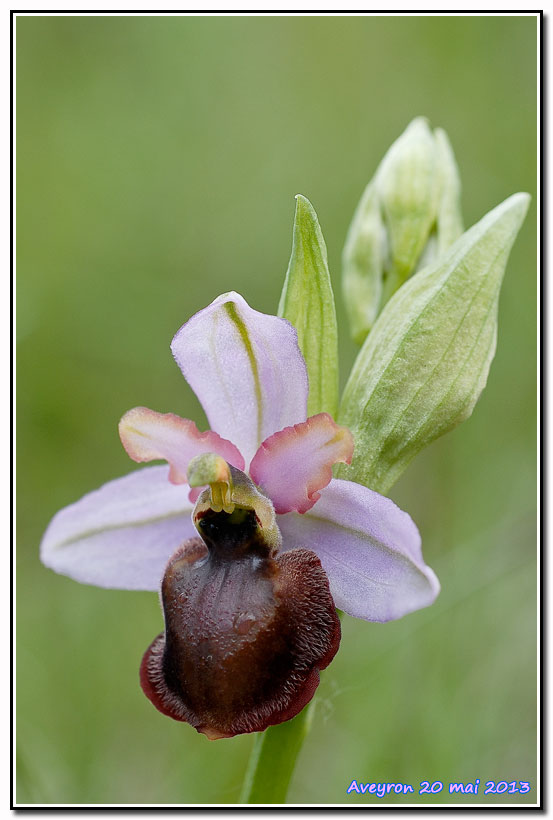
(191, 461, 282, 554)
(187, 453, 234, 513)
(187, 453, 232, 488)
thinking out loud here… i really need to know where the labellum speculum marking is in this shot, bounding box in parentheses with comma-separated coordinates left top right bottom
(140, 455, 341, 739)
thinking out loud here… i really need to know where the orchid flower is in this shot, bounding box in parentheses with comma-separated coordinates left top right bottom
(41, 291, 439, 739)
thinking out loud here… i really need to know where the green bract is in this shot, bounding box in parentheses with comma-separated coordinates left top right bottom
(342, 117, 464, 343)
(278, 194, 339, 417)
(337, 192, 530, 495)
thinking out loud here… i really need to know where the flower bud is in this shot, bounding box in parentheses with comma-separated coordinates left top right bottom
(342, 117, 463, 344)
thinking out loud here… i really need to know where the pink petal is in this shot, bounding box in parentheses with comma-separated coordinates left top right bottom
(119, 407, 245, 492)
(277, 478, 440, 622)
(249, 413, 353, 514)
(40, 466, 195, 590)
(171, 292, 308, 465)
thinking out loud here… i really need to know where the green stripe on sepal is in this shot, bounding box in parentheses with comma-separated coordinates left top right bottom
(278, 195, 339, 418)
(224, 301, 263, 447)
(337, 192, 530, 495)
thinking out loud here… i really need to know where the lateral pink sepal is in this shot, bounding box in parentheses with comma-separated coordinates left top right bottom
(119, 407, 245, 485)
(249, 413, 354, 515)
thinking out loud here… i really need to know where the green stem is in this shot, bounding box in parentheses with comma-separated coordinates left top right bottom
(240, 700, 315, 804)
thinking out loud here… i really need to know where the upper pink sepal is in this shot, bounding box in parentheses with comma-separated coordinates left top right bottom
(119, 407, 245, 485)
(171, 292, 309, 465)
(249, 413, 354, 514)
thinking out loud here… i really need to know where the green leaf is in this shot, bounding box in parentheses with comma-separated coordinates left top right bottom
(278, 194, 339, 418)
(337, 193, 530, 495)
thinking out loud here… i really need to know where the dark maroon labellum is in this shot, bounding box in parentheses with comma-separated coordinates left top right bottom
(140, 507, 340, 739)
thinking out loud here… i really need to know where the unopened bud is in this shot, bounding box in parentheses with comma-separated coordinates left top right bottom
(342, 117, 463, 344)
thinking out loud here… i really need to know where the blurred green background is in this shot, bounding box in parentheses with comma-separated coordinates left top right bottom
(17, 15, 537, 805)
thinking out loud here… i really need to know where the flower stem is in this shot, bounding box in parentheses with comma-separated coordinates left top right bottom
(240, 701, 315, 804)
